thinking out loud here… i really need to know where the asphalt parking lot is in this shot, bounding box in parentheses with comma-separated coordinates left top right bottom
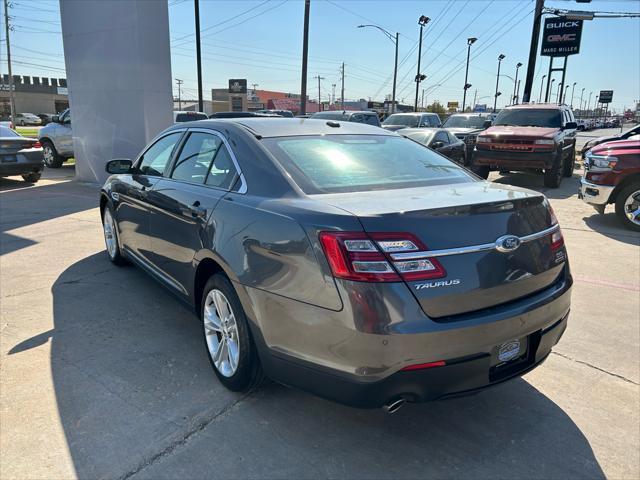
(1, 134, 638, 479)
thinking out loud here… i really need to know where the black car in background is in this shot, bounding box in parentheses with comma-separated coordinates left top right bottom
(0, 126, 44, 183)
(382, 112, 442, 131)
(256, 109, 294, 118)
(443, 113, 492, 158)
(309, 110, 381, 127)
(37, 113, 55, 126)
(400, 127, 467, 165)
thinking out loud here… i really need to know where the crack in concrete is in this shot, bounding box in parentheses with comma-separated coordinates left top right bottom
(551, 351, 639, 385)
(119, 393, 252, 480)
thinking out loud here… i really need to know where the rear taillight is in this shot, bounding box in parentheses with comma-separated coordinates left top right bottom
(318, 231, 446, 283)
(21, 141, 41, 150)
(545, 201, 564, 251)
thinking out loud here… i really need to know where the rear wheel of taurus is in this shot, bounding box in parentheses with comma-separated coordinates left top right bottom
(201, 274, 264, 392)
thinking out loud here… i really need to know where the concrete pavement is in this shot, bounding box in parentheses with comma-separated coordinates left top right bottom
(1, 161, 638, 479)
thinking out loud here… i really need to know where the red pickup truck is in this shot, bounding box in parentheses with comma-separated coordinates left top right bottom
(579, 138, 640, 231)
(472, 103, 577, 188)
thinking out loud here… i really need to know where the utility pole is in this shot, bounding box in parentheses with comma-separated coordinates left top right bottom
(472, 89, 477, 109)
(414, 15, 430, 112)
(421, 89, 425, 109)
(315, 75, 324, 112)
(300, 0, 310, 115)
(516, 80, 521, 105)
(194, 0, 203, 112)
(522, 0, 544, 103)
(252, 83, 259, 93)
(331, 83, 336, 104)
(3, 0, 16, 123)
(462, 37, 477, 112)
(340, 62, 345, 109)
(175, 79, 183, 110)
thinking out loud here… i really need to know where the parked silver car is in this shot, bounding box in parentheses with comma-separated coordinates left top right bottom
(14, 113, 42, 126)
(38, 109, 73, 168)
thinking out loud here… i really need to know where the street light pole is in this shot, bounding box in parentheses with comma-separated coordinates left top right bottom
(414, 15, 430, 112)
(358, 25, 399, 114)
(494, 54, 505, 113)
(539, 75, 547, 103)
(588, 91, 593, 114)
(300, 0, 310, 115)
(579, 87, 585, 114)
(462, 37, 477, 112)
(564, 84, 570, 105)
(522, 0, 544, 102)
(512, 62, 522, 105)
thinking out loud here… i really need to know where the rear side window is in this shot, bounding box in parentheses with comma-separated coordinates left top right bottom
(433, 131, 449, 145)
(363, 114, 380, 126)
(137, 132, 182, 176)
(263, 135, 474, 194)
(171, 132, 237, 189)
(427, 115, 441, 127)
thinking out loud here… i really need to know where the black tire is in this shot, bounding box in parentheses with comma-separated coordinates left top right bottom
(22, 172, 41, 183)
(41, 140, 64, 168)
(101, 205, 127, 265)
(201, 274, 265, 392)
(471, 165, 490, 179)
(20, 120, 26, 126)
(563, 147, 576, 177)
(614, 184, 640, 232)
(544, 151, 563, 188)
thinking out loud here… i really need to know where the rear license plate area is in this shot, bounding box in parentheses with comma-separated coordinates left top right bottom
(489, 336, 532, 382)
(1, 154, 17, 163)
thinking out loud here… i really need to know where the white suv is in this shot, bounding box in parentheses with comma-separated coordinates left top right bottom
(38, 109, 73, 168)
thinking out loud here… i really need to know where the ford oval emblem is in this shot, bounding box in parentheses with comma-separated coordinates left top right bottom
(495, 235, 522, 253)
(498, 340, 521, 362)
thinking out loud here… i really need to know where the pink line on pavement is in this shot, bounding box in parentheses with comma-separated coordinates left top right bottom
(574, 275, 640, 292)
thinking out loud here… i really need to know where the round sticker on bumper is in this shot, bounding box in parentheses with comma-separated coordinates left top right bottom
(498, 340, 521, 362)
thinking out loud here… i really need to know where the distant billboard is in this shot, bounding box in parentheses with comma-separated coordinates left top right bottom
(228, 79, 247, 94)
(447, 101, 459, 109)
(541, 17, 583, 57)
(599, 90, 614, 104)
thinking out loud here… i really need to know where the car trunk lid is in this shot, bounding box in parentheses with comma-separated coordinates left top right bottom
(314, 182, 566, 318)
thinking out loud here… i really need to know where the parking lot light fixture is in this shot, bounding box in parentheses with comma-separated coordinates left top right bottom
(539, 74, 547, 103)
(462, 37, 477, 112)
(358, 25, 399, 114)
(512, 62, 522, 105)
(414, 15, 430, 111)
(494, 54, 505, 112)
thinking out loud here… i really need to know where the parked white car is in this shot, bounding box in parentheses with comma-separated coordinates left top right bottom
(38, 109, 73, 168)
(14, 113, 42, 126)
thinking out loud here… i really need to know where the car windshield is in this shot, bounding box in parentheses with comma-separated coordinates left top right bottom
(0, 126, 19, 137)
(382, 114, 419, 127)
(493, 109, 562, 128)
(443, 116, 488, 128)
(263, 135, 474, 194)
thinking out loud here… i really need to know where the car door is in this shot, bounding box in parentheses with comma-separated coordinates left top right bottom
(146, 129, 242, 296)
(447, 131, 466, 164)
(115, 130, 185, 264)
(56, 110, 74, 155)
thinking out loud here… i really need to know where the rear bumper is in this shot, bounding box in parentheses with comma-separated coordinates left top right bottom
(578, 178, 614, 206)
(0, 155, 44, 176)
(473, 148, 554, 169)
(243, 265, 572, 408)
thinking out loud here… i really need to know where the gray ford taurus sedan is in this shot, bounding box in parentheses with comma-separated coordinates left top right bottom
(100, 118, 571, 411)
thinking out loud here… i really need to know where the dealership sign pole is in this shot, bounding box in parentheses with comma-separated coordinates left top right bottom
(541, 17, 583, 104)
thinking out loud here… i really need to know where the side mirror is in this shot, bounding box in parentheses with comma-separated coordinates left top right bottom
(105, 159, 132, 174)
(52, 115, 59, 123)
(431, 141, 444, 149)
(483, 120, 492, 128)
(564, 121, 577, 130)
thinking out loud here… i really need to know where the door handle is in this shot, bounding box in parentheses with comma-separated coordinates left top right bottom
(189, 201, 207, 219)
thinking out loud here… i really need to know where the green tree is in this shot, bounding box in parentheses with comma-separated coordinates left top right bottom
(426, 101, 446, 115)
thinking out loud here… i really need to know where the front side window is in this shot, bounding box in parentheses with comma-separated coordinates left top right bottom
(263, 134, 474, 194)
(137, 132, 182, 176)
(171, 132, 222, 184)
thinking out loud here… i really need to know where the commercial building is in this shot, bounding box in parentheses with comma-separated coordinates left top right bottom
(0, 75, 69, 119)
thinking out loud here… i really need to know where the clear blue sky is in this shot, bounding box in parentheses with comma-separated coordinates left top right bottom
(2, 0, 639, 112)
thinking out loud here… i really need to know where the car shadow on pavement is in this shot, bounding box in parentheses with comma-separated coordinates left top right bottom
(583, 211, 640, 246)
(10, 252, 604, 479)
(0, 173, 96, 255)
(490, 171, 580, 200)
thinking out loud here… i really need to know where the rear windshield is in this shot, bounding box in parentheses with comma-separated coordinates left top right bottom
(444, 116, 488, 128)
(175, 113, 208, 122)
(263, 135, 474, 194)
(0, 126, 18, 137)
(493, 109, 562, 128)
(382, 114, 419, 127)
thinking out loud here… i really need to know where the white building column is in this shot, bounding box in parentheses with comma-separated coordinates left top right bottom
(59, 0, 173, 183)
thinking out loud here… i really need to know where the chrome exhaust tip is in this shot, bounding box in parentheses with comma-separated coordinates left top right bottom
(383, 398, 406, 414)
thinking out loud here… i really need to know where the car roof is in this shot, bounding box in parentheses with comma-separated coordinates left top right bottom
(313, 110, 377, 116)
(400, 127, 440, 134)
(502, 103, 566, 110)
(170, 118, 395, 138)
(448, 112, 491, 117)
(388, 112, 437, 116)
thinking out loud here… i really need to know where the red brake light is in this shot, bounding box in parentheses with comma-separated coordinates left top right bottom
(318, 231, 446, 283)
(545, 201, 564, 251)
(32, 141, 41, 149)
(401, 360, 446, 371)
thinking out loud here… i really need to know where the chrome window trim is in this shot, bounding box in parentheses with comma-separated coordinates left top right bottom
(186, 127, 247, 194)
(390, 225, 560, 260)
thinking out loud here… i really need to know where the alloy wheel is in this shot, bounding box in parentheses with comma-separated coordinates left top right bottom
(204, 289, 240, 377)
(623, 189, 640, 226)
(43, 146, 54, 165)
(102, 209, 118, 258)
